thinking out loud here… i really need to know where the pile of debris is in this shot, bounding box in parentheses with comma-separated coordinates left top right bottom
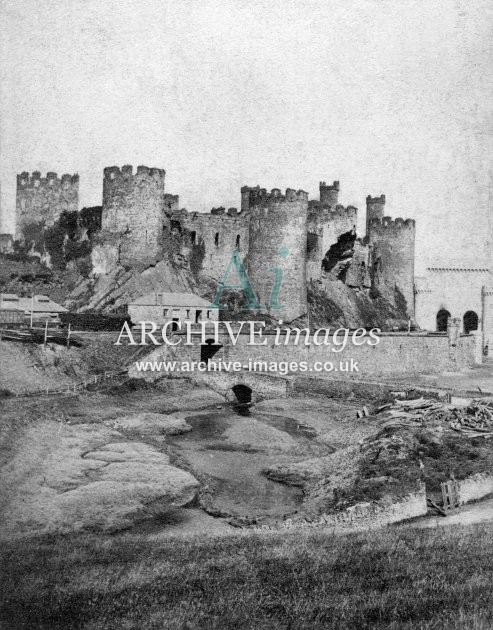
(374, 397, 493, 439)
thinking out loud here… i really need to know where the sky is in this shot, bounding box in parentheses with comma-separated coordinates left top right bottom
(1, 0, 492, 272)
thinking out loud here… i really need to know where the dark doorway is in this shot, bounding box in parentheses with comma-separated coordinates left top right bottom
(195, 310, 202, 323)
(232, 384, 252, 404)
(171, 318, 179, 332)
(436, 309, 451, 332)
(463, 310, 478, 334)
(200, 339, 222, 362)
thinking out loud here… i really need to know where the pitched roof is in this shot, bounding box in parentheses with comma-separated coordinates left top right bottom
(130, 292, 212, 307)
(0, 293, 67, 313)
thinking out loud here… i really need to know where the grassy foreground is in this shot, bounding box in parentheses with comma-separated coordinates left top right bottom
(1, 524, 493, 629)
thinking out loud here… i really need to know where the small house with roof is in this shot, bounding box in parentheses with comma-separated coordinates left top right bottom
(128, 292, 218, 328)
(0, 293, 68, 324)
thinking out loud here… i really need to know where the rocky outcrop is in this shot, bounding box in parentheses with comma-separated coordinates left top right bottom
(106, 412, 192, 436)
(308, 277, 409, 330)
(0, 422, 199, 538)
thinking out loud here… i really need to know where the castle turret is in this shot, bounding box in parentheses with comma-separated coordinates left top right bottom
(246, 187, 308, 321)
(15, 170, 79, 239)
(101, 165, 166, 267)
(319, 180, 339, 207)
(241, 185, 266, 212)
(366, 194, 385, 236)
(368, 215, 416, 317)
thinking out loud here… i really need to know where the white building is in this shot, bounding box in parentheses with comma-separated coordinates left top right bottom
(0, 293, 67, 323)
(414, 267, 493, 354)
(128, 292, 219, 328)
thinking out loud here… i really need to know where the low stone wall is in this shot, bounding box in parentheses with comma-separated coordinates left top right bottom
(220, 333, 477, 377)
(457, 473, 493, 505)
(129, 330, 477, 384)
(256, 486, 427, 533)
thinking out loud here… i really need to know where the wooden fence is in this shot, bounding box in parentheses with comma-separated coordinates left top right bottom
(441, 479, 460, 512)
(12, 369, 129, 399)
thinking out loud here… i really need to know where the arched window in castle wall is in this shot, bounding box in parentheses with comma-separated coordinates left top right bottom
(235, 234, 240, 249)
(214, 232, 219, 247)
(463, 311, 479, 334)
(436, 309, 451, 332)
(190, 231, 196, 245)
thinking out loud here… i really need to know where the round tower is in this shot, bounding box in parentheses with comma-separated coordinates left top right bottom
(102, 165, 165, 267)
(246, 187, 308, 321)
(366, 194, 386, 236)
(319, 180, 339, 207)
(368, 216, 416, 317)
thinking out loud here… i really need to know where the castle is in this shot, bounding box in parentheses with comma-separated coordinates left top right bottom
(15, 171, 79, 239)
(9, 164, 417, 323)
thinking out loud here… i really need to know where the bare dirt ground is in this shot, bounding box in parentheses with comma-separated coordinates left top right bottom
(381, 361, 493, 395)
(0, 374, 368, 536)
(2, 339, 492, 540)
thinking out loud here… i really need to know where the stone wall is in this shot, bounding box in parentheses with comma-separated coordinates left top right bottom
(319, 180, 339, 207)
(368, 216, 416, 317)
(246, 188, 308, 320)
(457, 473, 493, 505)
(16, 171, 79, 239)
(256, 486, 427, 532)
(102, 165, 166, 268)
(192, 371, 289, 401)
(365, 194, 385, 235)
(129, 329, 477, 383)
(167, 207, 249, 278)
(214, 332, 477, 377)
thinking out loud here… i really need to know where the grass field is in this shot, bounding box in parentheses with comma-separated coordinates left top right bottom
(1, 524, 493, 629)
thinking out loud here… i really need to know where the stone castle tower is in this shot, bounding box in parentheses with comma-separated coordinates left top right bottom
(15, 171, 79, 239)
(101, 165, 166, 267)
(10, 164, 417, 323)
(306, 181, 357, 281)
(366, 194, 386, 236)
(246, 187, 308, 321)
(368, 214, 416, 316)
(319, 180, 340, 207)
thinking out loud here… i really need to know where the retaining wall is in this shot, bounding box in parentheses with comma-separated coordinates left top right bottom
(256, 486, 427, 533)
(457, 473, 493, 505)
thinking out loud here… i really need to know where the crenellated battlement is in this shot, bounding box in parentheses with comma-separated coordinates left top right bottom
(369, 216, 415, 231)
(319, 180, 340, 206)
(17, 171, 79, 190)
(15, 168, 80, 238)
(309, 202, 357, 216)
(103, 164, 166, 183)
(319, 180, 339, 190)
(249, 187, 309, 207)
(168, 207, 248, 226)
(366, 194, 386, 205)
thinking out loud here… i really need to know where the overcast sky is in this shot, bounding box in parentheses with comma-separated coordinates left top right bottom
(1, 0, 492, 271)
